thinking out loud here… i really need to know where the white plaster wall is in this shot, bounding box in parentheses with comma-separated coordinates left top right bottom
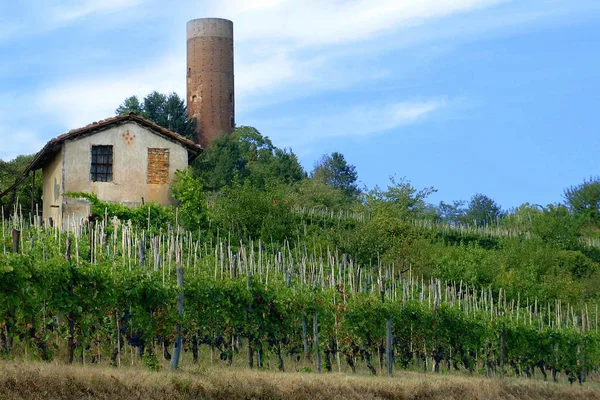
(41, 146, 63, 227)
(62, 122, 189, 207)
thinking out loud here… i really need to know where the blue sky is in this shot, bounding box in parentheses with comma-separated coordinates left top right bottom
(1, 0, 599, 209)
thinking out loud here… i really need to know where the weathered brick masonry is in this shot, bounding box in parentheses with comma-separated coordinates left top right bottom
(187, 18, 235, 147)
(147, 148, 170, 184)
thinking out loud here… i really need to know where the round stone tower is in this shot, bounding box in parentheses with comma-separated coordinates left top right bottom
(186, 18, 234, 147)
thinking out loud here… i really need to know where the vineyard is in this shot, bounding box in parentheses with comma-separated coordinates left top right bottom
(1, 211, 599, 385)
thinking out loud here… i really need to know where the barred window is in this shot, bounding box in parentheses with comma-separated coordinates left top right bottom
(91, 145, 113, 182)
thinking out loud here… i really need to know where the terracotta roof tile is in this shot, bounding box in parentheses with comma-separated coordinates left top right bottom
(46, 113, 202, 152)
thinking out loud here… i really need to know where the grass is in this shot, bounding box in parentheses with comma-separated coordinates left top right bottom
(1, 361, 599, 400)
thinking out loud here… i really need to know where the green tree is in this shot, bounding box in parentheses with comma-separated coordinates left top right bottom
(210, 182, 297, 242)
(563, 176, 600, 225)
(289, 179, 347, 210)
(171, 169, 206, 233)
(365, 176, 437, 220)
(311, 152, 359, 200)
(530, 204, 582, 249)
(115, 95, 143, 115)
(234, 126, 305, 188)
(116, 92, 195, 140)
(193, 127, 305, 192)
(463, 193, 503, 226)
(0, 155, 42, 218)
(193, 134, 249, 192)
(437, 200, 466, 224)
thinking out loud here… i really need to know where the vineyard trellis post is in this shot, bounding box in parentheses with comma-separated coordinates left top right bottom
(12, 228, 20, 253)
(313, 310, 321, 373)
(170, 264, 184, 370)
(89, 219, 95, 263)
(247, 273, 254, 369)
(302, 313, 309, 362)
(387, 318, 393, 377)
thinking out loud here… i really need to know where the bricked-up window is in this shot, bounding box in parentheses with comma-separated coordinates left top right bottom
(148, 148, 169, 184)
(91, 145, 113, 182)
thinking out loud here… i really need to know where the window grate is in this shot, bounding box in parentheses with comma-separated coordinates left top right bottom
(91, 145, 113, 182)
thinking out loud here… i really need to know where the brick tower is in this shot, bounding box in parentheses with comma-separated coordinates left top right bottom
(186, 18, 235, 147)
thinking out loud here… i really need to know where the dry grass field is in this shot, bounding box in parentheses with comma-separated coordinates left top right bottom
(1, 361, 599, 400)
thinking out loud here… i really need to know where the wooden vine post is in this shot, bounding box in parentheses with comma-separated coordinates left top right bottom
(139, 234, 146, 267)
(11, 228, 20, 253)
(170, 264, 184, 370)
(302, 313, 309, 362)
(88, 217, 95, 262)
(387, 318, 393, 376)
(247, 273, 254, 369)
(313, 310, 321, 372)
(500, 323, 505, 378)
(65, 235, 76, 364)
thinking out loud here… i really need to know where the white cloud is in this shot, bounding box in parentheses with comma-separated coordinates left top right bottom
(236, 51, 296, 96)
(259, 98, 448, 151)
(50, 0, 146, 24)
(3, 0, 585, 162)
(35, 55, 185, 130)
(313, 99, 447, 138)
(220, 0, 508, 111)
(212, 0, 506, 46)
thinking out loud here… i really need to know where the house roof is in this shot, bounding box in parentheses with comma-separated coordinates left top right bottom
(0, 113, 202, 199)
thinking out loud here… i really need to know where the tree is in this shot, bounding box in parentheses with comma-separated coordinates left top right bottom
(437, 200, 467, 225)
(563, 176, 600, 225)
(234, 126, 305, 188)
(192, 134, 249, 192)
(365, 176, 437, 220)
(193, 126, 305, 192)
(115, 92, 195, 140)
(463, 193, 503, 226)
(289, 179, 348, 210)
(311, 152, 359, 200)
(529, 204, 582, 250)
(171, 169, 207, 233)
(0, 155, 42, 218)
(115, 96, 143, 115)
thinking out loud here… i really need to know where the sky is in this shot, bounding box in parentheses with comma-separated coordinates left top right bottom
(1, 0, 599, 209)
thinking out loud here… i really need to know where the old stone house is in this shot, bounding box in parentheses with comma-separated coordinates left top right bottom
(0, 18, 236, 226)
(24, 113, 201, 229)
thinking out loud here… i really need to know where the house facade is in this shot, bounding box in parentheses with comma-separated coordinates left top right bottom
(29, 114, 201, 229)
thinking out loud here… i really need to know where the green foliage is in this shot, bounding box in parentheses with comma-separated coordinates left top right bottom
(171, 169, 206, 233)
(311, 152, 359, 200)
(234, 126, 305, 188)
(437, 200, 466, 224)
(530, 205, 582, 249)
(116, 91, 195, 140)
(115, 95, 142, 114)
(193, 127, 305, 192)
(0, 154, 42, 217)
(288, 179, 348, 211)
(433, 242, 499, 287)
(464, 193, 503, 227)
(210, 182, 297, 242)
(564, 176, 600, 226)
(365, 176, 437, 220)
(193, 134, 250, 191)
(0, 221, 599, 377)
(65, 192, 174, 232)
